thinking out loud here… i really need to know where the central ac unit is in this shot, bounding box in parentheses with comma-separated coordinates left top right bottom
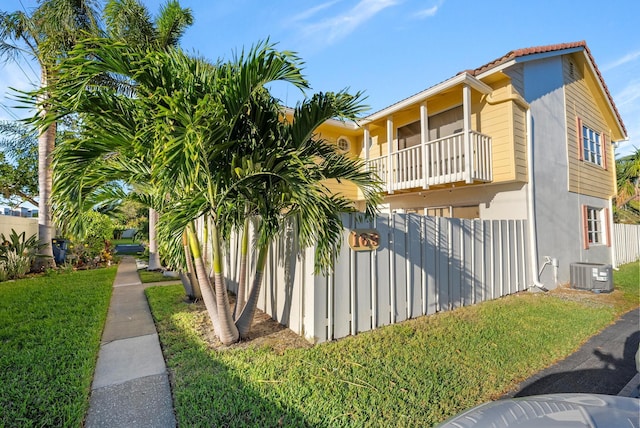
(570, 263, 613, 292)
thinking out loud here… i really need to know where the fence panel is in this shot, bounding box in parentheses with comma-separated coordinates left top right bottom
(391, 214, 408, 323)
(224, 213, 531, 343)
(375, 216, 392, 328)
(354, 215, 374, 334)
(614, 223, 640, 265)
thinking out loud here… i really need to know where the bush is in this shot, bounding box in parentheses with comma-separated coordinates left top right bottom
(0, 229, 42, 280)
(66, 211, 116, 268)
(2, 250, 31, 279)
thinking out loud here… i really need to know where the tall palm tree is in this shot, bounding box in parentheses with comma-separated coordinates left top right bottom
(103, 0, 193, 271)
(0, 0, 102, 269)
(39, 40, 381, 344)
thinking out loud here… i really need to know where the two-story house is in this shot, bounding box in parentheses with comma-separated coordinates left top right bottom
(315, 41, 627, 289)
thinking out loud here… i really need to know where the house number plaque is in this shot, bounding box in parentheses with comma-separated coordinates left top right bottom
(348, 229, 380, 251)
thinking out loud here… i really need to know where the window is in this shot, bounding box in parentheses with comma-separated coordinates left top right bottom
(397, 105, 464, 150)
(398, 121, 421, 150)
(428, 106, 463, 140)
(582, 205, 610, 248)
(581, 124, 602, 166)
(585, 206, 602, 244)
(336, 136, 351, 152)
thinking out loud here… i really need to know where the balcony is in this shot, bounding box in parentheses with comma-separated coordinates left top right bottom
(367, 130, 492, 192)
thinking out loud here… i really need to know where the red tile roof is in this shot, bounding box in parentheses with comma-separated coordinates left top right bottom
(469, 41, 626, 137)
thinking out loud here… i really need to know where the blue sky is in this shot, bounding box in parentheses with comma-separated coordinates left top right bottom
(1, 0, 638, 156)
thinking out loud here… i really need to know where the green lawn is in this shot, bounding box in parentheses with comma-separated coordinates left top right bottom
(138, 269, 177, 283)
(146, 261, 639, 427)
(0, 267, 116, 427)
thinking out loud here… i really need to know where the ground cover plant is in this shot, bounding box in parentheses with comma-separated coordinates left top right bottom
(0, 267, 116, 427)
(147, 262, 639, 427)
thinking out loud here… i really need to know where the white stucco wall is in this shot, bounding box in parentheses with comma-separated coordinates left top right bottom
(0, 215, 39, 241)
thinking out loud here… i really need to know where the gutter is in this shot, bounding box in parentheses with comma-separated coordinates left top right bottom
(526, 108, 548, 291)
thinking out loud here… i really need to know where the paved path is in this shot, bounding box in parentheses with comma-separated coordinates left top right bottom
(504, 307, 640, 398)
(85, 257, 176, 428)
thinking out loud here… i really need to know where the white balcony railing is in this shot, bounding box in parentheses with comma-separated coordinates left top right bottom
(367, 131, 492, 192)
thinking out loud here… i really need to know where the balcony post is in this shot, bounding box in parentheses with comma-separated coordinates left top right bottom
(420, 102, 429, 189)
(387, 116, 394, 193)
(363, 126, 370, 162)
(463, 84, 473, 184)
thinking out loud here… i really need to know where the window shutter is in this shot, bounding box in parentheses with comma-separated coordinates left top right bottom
(601, 133, 608, 170)
(604, 207, 611, 247)
(582, 205, 589, 249)
(576, 117, 583, 161)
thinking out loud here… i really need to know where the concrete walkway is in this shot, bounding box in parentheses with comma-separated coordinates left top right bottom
(85, 257, 176, 428)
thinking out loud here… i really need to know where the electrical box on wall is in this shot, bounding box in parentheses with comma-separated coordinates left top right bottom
(570, 263, 614, 293)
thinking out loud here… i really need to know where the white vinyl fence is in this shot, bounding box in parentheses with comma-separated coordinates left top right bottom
(225, 213, 530, 343)
(614, 223, 640, 265)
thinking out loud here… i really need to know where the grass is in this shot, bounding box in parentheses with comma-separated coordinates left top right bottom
(0, 267, 116, 427)
(138, 269, 179, 283)
(146, 262, 639, 427)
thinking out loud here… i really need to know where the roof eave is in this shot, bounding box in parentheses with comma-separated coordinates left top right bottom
(362, 73, 493, 124)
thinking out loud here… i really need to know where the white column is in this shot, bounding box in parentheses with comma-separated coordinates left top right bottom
(363, 126, 370, 162)
(420, 102, 429, 189)
(463, 84, 473, 184)
(387, 117, 394, 194)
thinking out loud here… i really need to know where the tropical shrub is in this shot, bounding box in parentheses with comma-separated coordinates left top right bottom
(1, 250, 31, 279)
(65, 211, 115, 267)
(0, 229, 42, 280)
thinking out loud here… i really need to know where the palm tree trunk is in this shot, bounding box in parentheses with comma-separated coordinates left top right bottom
(186, 223, 221, 339)
(236, 243, 268, 339)
(210, 220, 239, 345)
(183, 231, 202, 299)
(233, 216, 250, 319)
(147, 207, 162, 270)
(34, 70, 56, 271)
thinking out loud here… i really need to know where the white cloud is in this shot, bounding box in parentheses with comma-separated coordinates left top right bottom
(612, 80, 640, 156)
(413, 0, 443, 19)
(613, 79, 640, 108)
(602, 50, 640, 71)
(290, 0, 343, 23)
(297, 0, 401, 46)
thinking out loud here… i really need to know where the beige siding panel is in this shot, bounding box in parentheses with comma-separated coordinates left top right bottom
(479, 79, 517, 183)
(512, 103, 528, 182)
(564, 56, 615, 199)
(322, 179, 359, 201)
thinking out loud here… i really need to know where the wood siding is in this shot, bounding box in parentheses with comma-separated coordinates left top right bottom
(564, 55, 616, 199)
(479, 78, 518, 182)
(315, 124, 361, 200)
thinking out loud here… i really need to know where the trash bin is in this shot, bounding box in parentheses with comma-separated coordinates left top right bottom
(51, 238, 69, 265)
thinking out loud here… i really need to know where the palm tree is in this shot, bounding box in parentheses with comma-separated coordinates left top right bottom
(103, 0, 193, 271)
(615, 147, 640, 223)
(39, 40, 381, 344)
(0, 0, 102, 269)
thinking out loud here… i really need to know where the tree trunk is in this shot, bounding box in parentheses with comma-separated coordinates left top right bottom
(233, 216, 250, 319)
(236, 243, 268, 339)
(186, 223, 221, 339)
(147, 207, 162, 270)
(34, 70, 56, 271)
(183, 231, 202, 299)
(210, 221, 239, 345)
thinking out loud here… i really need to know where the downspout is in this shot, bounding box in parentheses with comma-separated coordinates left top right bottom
(526, 108, 547, 291)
